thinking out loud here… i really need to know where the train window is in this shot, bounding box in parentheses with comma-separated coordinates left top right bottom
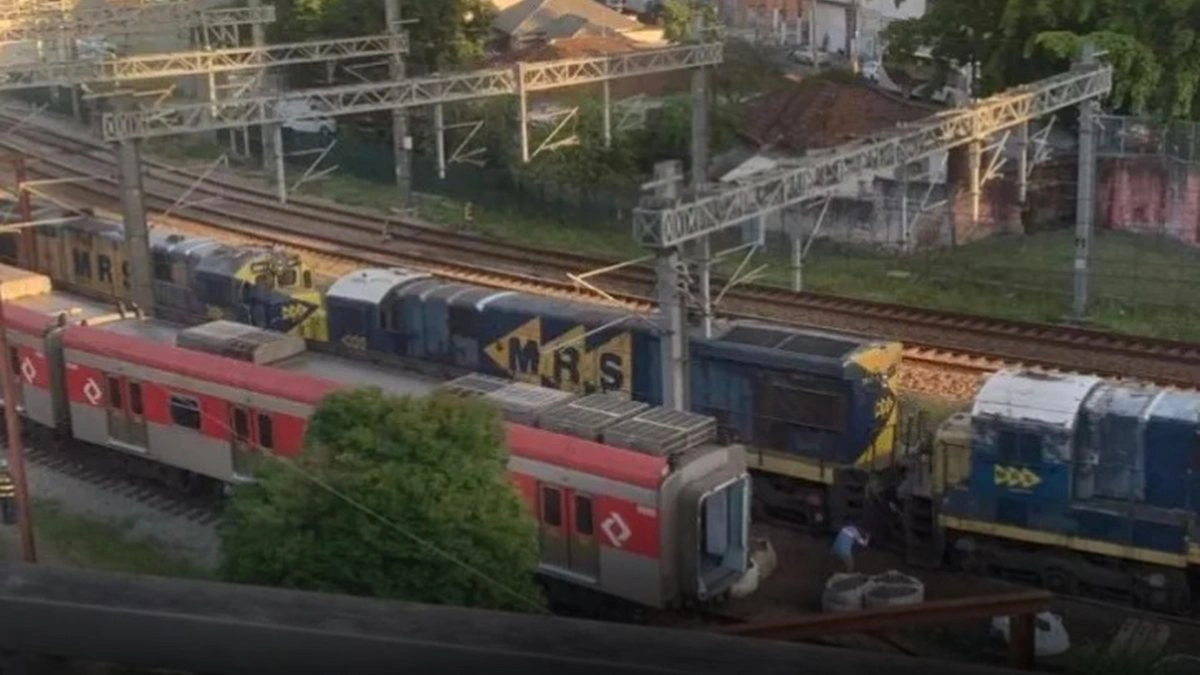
(152, 257, 173, 282)
(129, 382, 143, 416)
(7, 348, 16, 377)
(107, 377, 122, 410)
(254, 273, 273, 289)
(997, 431, 1042, 465)
(257, 414, 274, 450)
(277, 269, 297, 287)
(169, 395, 201, 430)
(302, 271, 312, 289)
(574, 495, 593, 535)
(540, 486, 562, 527)
(233, 408, 249, 441)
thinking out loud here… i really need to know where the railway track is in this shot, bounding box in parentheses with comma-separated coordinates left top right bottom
(2, 105, 1199, 394)
(23, 431, 222, 527)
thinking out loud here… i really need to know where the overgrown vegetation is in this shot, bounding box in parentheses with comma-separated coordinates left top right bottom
(219, 388, 545, 612)
(885, 0, 1200, 119)
(0, 500, 210, 578)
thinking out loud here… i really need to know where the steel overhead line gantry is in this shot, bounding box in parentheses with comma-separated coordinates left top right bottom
(0, 33, 411, 90)
(99, 43, 724, 140)
(632, 55, 1113, 411)
(99, 41, 721, 318)
(0, 3, 276, 42)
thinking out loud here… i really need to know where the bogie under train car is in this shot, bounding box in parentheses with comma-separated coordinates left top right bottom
(13, 217, 903, 529)
(0, 265, 751, 611)
(909, 370, 1200, 613)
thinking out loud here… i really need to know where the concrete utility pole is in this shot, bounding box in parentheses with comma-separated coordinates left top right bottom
(1072, 42, 1098, 320)
(651, 160, 688, 411)
(115, 99, 155, 316)
(250, 0, 285, 202)
(0, 298, 36, 563)
(385, 0, 412, 207)
(690, 14, 713, 338)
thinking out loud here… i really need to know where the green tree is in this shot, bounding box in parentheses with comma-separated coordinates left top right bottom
(883, 0, 1200, 119)
(661, 0, 718, 42)
(218, 388, 544, 612)
(272, 0, 495, 72)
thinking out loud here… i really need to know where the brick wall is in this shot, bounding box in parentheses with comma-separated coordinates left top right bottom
(1098, 156, 1200, 245)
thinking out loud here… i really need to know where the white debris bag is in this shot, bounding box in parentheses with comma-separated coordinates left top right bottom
(864, 570, 925, 609)
(991, 612, 1071, 657)
(821, 573, 875, 612)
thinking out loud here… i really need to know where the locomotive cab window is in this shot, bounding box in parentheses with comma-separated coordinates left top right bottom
(277, 269, 297, 287)
(302, 270, 312, 289)
(169, 395, 201, 430)
(540, 486, 562, 527)
(997, 430, 1043, 465)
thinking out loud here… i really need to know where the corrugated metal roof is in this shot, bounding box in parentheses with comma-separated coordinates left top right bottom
(493, 0, 642, 37)
(327, 268, 429, 305)
(972, 370, 1103, 430)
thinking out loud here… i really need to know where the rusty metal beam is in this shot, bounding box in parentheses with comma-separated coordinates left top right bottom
(718, 590, 1052, 670)
(718, 590, 1051, 639)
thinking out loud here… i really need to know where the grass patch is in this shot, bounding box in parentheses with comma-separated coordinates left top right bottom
(16, 500, 210, 579)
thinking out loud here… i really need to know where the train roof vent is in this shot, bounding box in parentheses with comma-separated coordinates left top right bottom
(539, 393, 649, 441)
(437, 373, 511, 398)
(601, 407, 717, 456)
(483, 382, 576, 426)
(435, 375, 576, 425)
(723, 324, 857, 358)
(175, 320, 307, 365)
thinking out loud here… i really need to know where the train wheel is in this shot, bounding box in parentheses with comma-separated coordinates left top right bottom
(1041, 568, 1078, 596)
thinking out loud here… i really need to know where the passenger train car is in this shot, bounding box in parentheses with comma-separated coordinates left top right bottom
(0, 264, 751, 610)
(917, 370, 1200, 613)
(6, 215, 903, 528)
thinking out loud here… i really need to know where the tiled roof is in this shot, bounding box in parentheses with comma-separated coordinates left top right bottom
(493, 0, 643, 37)
(737, 77, 942, 153)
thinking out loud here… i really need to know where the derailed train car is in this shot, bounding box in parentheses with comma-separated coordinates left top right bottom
(326, 268, 901, 525)
(917, 370, 1200, 613)
(22, 218, 901, 527)
(0, 267, 752, 610)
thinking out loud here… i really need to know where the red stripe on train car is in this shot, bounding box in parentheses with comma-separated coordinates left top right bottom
(62, 324, 341, 407)
(2, 302, 60, 336)
(504, 424, 667, 491)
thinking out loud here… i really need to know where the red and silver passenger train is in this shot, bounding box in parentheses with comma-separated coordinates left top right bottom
(0, 264, 752, 610)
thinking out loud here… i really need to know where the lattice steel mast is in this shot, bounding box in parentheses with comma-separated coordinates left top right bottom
(632, 51, 1113, 410)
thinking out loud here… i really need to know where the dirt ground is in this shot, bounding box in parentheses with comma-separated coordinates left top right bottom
(719, 523, 1200, 672)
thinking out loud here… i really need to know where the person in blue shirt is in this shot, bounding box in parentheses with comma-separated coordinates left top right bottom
(832, 523, 870, 573)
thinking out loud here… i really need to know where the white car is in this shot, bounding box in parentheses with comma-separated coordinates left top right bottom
(276, 98, 337, 135)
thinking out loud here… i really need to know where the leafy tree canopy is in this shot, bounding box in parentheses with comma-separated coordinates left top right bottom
(271, 0, 495, 71)
(219, 387, 545, 612)
(884, 0, 1200, 119)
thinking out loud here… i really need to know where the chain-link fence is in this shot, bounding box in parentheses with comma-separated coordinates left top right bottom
(283, 127, 638, 230)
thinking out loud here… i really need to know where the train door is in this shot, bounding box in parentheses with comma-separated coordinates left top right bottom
(105, 375, 147, 450)
(230, 406, 272, 480)
(538, 484, 569, 569)
(568, 492, 600, 579)
(538, 484, 600, 579)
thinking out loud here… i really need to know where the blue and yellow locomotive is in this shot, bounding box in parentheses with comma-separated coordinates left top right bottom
(925, 370, 1200, 612)
(13, 218, 902, 525)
